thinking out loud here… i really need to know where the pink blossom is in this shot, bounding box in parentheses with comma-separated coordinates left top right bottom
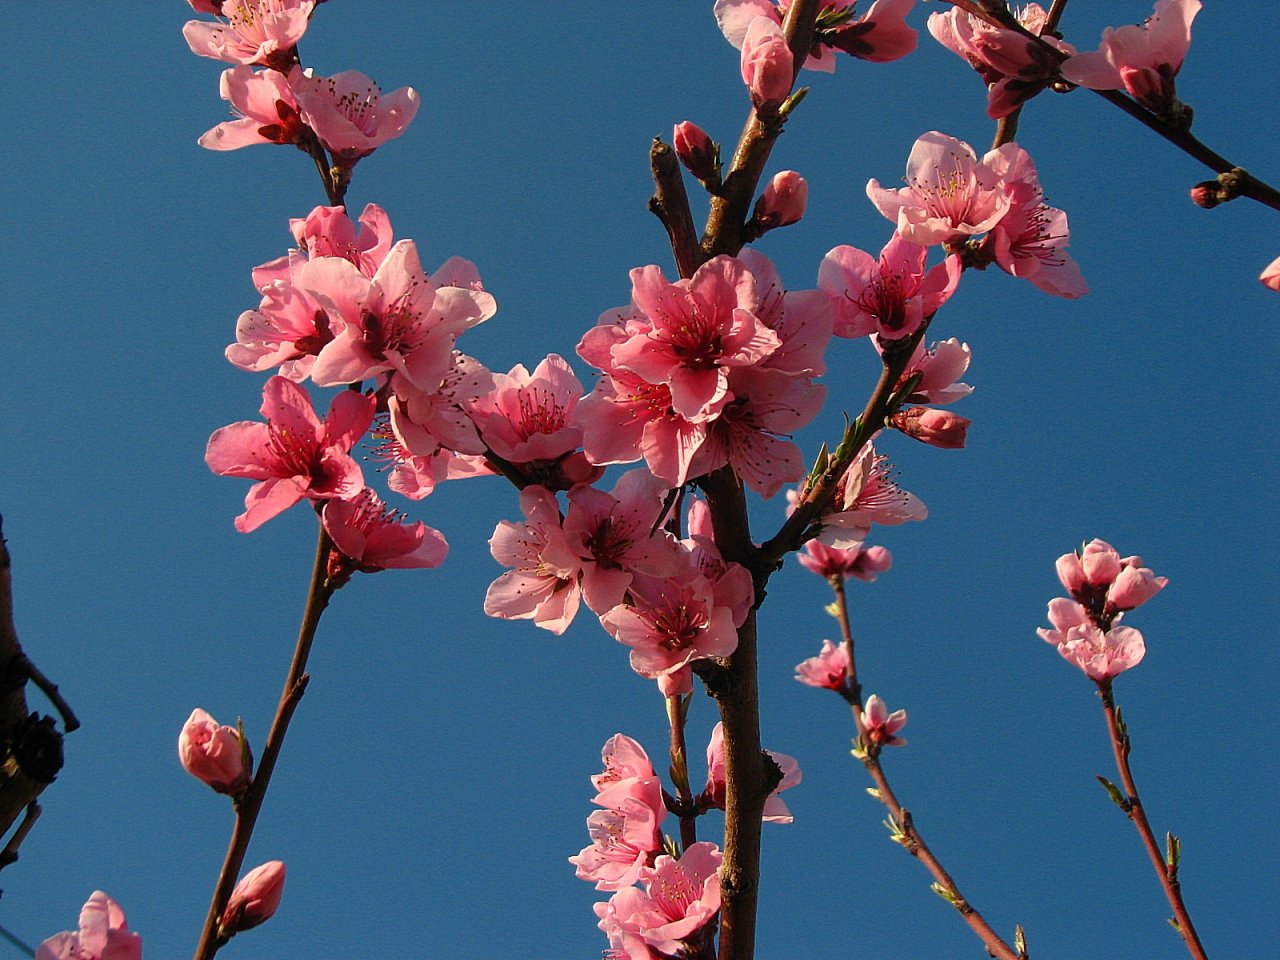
(1260, 256, 1280, 292)
(1054, 539, 1167, 621)
(37, 892, 142, 960)
(1060, 0, 1200, 116)
(599, 573, 739, 678)
(571, 797, 664, 890)
(928, 4, 1075, 119)
(219, 861, 285, 937)
(609, 257, 781, 421)
(795, 638, 852, 690)
(797, 539, 892, 581)
(291, 68, 419, 165)
(867, 131, 1011, 246)
(225, 251, 335, 381)
(715, 1, 917, 72)
(982, 143, 1087, 299)
(485, 485, 582, 634)
(183, 0, 314, 68)
(673, 121, 719, 183)
(703, 722, 801, 823)
(741, 15, 794, 116)
(179, 708, 251, 795)
(681, 500, 756, 629)
(198, 65, 306, 150)
(891, 406, 970, 448)
(820, 232, 962, 339)
(1108, 565, 1167, 611)
(564, 471, 685, 614)
(468, 354, 592, 485)
(321, 489, 448, 575)
(591, 733, 657, 797)
(290, 204, 395, 277)
(595, 843, 723, 957)
(388, 352, 493, 463)
(799, 444, 927, 548)
(205, 376, 374, 532)
(305, 240, 497, 393)
(859, 693, 907, 746)
(752, 170, 807, 233)
(1036, 596, 1090, 645)
(1056, 624, 1146, 682)
(891, 337, 973, 404)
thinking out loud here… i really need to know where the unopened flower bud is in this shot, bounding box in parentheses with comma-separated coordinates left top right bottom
(891, 407, 969, 449)
(741, 17, 794, 117)
(1107, 565, 1168, 611)
(1054, 551, 1088, 596)
(1189, 181, 1222, 208)
(752, 171, 808, 233)
(179, 709, 251, 796)
(673, 121, 719, 185)
(219, 861, 286, 938)
(1262, 255, 1280, 292)
(858, 694, 907, 747)
(1080, 538, 1122, 586)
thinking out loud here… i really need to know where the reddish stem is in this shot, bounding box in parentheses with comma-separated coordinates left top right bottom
(192, 522, 335, 960)
(666, 695, 700, 851)
(1097, 682, 1209, 960)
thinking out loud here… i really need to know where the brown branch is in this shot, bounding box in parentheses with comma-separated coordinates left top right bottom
(193, 521, 336, 960)
(649, 139, 702, 280)
(0, 801, 40, 871)
(828, 578, 1020, 960)
(1098, 683, 1209, 960)
(11, 654, 78, 734)
(945, 0, 1280, 211)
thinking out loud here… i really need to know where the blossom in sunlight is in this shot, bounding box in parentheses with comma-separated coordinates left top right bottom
(179, 708, 251, 795)
(599, 573, 739, 679)
(797, 540, 892, 582)
(858, 693, 907, 746)
(219, 861, 286, 937)
(484, 485, 583, 635)
(183, 0, 315, 68)
(741, 15, 794, 116)
(703, 722, 801, 823)
(37, 892, 142, 960)
(595, 843, 722, 958)
(794, 638, 852, 691)
(867, 131, 1011, 245)
(891, 337, 973, 405)
(716, 0, 917, 72)
(796, 444, 927, 548)
(1060, 0, 1200, 116)
(204, 376, 374, 532)
(291, 68, 420, 164)
(198, 65, 307, 150)
(321, 489, 449, 575)
(1056, 624, 1146, 682)
(290, 203, 395, 277)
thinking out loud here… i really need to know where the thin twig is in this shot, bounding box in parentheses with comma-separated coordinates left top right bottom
(666, 694, 700, 851)
(0, 802, 41, 871)
(10, 655, 78, 734)
(1097, 682, 1209, 960)
(828, 579, 1020, 960)
(192, 522, 336, 960)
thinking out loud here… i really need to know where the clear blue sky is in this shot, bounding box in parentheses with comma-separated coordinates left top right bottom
(2, 2, 1276, 957)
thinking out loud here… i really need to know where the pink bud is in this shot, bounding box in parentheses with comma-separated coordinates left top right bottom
(1080, 539, 1122, 586)
(1107, 565, 1168, 611)
(741, 16, 794, 117)
(1188, 181, 1222, 208)
(673, 121, 719, 184)
(891, 407, 970, 448)
(1054, 551, 1088, 596)
(179, 709, 251, 796)
(794, 639, 851, 691)
(858, 694, 907, 747)
(752, 170, 807, 231)
(219, 861, 286, 937)
(1261, 255, 1280, 292)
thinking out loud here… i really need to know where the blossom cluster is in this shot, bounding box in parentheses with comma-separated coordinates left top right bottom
(1038, 538, 1167, 681)
(575, 732, 798, 958)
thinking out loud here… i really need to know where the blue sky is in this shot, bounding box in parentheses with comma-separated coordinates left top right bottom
(1, 2, 1277, 957)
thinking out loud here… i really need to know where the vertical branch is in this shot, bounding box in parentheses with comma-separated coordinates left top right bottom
(1098, 684, 1209, 960)
(649, 139, 703, 279)
(192, 521, 336, 960)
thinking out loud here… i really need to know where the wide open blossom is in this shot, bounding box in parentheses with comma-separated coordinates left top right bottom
(304, 240, 497, 393)
(205, 376, 374, 532)
(703, 722, 801, 823)
(571, 797, 664, 891)
(982, 143, 1087, 298)
(564, 470, 684, 615)
(591, 733, 658, 800)
(198, 65, 306, 150)
(291, 68, 419, 165)
(795, 638, 852, 690)
(867, 131, 1011, 245)
(1060, 0, 1201, 116)
(485, 485, 582, 634)
(321, 489, 448, 574)
(928, 4, 1075, 119)
(183, 0, 314, 67)
(715, 0, 917, 72)
(819, 232, 962, 339)
(608, 257, 782, 421)
(36, 892, 142, 960)
(226, 251, 334, 381)
(599, 572, 739, 679)
(595, 843, 723, 958)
